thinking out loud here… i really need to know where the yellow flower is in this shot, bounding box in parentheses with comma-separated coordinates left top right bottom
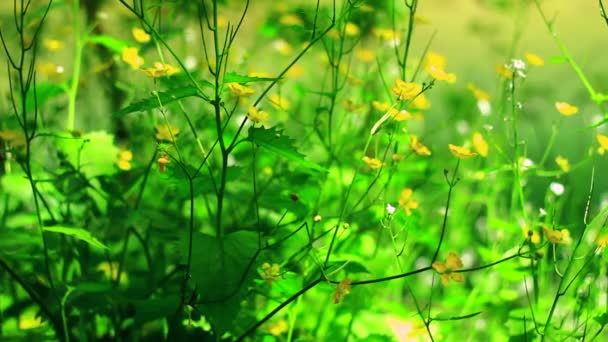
(427, 66, 457, 83)
(97, 261, 128, 283)
(372, 100, 391, 112)
(269, 94, 290, 110)
(265, 319, 289, 336)
(398, 188, 419, 216)
(389, 109, 412, 121)
(342, 99, 364, 112)
(425, 52, 447, 71)
(596, 234, 608, 248)
(432, 252, 464, 286)
(542, 226, 572, 245)
(392, 153, 405, 162)
(247, 106, 269, 123)
(344, 22, 360, 36)
(555, 155, 570, 172)
(260, 262, 281, 285)
(132, 27, 151, 43)
(226, 83, 254, 97)
(555, 102, 578, 116)
(525, 52, 544, 66)
(424, 52, 456, 83)
(410, 93, 431, 111)
(355, 48, 375, 63)
(154, 124, 180, 142)
(496, 63, 512, 78)
(372, 27, 399, 41)
(362, 156, 383, 169)
(143, 62, 180, 77)
(286, 64, 304, 78)
(448, 144, 477, 159)
(272, 39, 293, 55)
(121, 47, 144, 69)
(37, 61, 64, 78)
(332, 278, 352, 304)
(522, 224, 540, 244)
(116, 149, 133, 171)
(597, 133, 608, 155)
(280, 14, 303, 26)
(467, 83, 490, 101)
(43, 38, 64, 51)
(472, 132, 488, 157)
(391, 80, 422, 101)
(410, 135, 431, 156)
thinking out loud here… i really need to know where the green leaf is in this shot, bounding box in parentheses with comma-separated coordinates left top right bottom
(87, 35, 130, 54)
(115, 87, 202, 117)
(224, 71, 280, 84)
(27, 82, 66, 113)
(247, 126, 328, 172)
(43, 225, 108, 250)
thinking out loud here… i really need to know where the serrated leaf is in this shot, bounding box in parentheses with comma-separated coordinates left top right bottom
(247, 126, 327, 172)
(87, 35, 130, 54)
(115, 87, 201, 117)
(43, 225, 108, 250)
(224, 71, 280, 84)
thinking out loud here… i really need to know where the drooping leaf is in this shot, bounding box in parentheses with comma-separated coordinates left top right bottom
(224, 71, 281, 84)
(247, 126, 327, 172)
(115, 87, 203, 117)
(43, 225, 108, 250)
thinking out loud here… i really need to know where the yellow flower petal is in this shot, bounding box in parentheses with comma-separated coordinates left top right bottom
(555, 102, 578, 116)
(525, 52, 544, 66)
(472, 132, 488, 157)
(132, 27, 151, 43)
(448, 144, 477, 159)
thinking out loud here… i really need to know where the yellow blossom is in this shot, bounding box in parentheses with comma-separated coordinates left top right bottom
(432, 252, 464, 286)
(132, 27, 151, 43)
(410, 94, 431, 111)
(355, 48, 375, 63)
(597, 133, 608, 155)
(472, 132, 488, 157)
(154, 124, 180, 142)
(143, 62, 180, 77)
(425, 52, 447, 72)
(542, 226, 572, 245)
(116, 149, 133, 171)
(265, 319, 289, 336)
(37, 61, 64, 78)
(467, 83, 490, 101)
(269, 94, 290, 110)
(372, 100, 391, 112)
(391, 80, 421, 101)
(272, 39, 293, 55)
(389, 109, 412, 121)
(286, 64, 304, 78)
(247, 106, 270, 123)
(342, 99, 364, 112)
(555, 102, 578, 116)
(332, 278, 352, 304)
(525, 52, 544, 66)
(226, 83, 254, 97)
(555, 155, 570, 172)
(372, 28, 399, 41)
(522, 225, 541, 244)
(280, 14, 303, 26)
(260, 262, 282, 285)
(496, 63, 512, 78)
(344, 22, 360, 36)
(398, 188, 419, 216)
(596, 234, 608, 248)
(410, 135, 431, 156)
(427, 66, 457, 83)
(362, 156, 383, 169)
(97, 261, 128, 283)
(392, 153, 405, 162)
(43, 38, 64, 51)
(157, 154, 170, 173)
(448, 144, 477, 159)
(121, 47, 144, 69)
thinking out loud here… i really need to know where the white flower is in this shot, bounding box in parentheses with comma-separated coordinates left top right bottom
(549, 182, 565, 196)
(386, 203, 396, 215)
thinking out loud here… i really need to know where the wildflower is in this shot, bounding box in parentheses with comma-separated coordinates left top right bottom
(398, 188, 419, 216)
(372, 101, 391, 112)
(410, 135, 431, 156)
(391, 80, 421, 101)
(372, 28, 399, 42)
(555, 155, 570, 172)
(121, 47, 144, 69)
(426, 65, 457, 83)
(362, 156, 383, 169)
(37, 62, 64, 78)
(522, 224, 541, 244)
(555, 102, 578, 116)
(525, 52, 544, 66)
(272, 39, 292, 55)
(154, 124, 180, 142)
(432, 252, 464, 286)
(392, 153, 405, 161)
(313, 214, 322, 222)
(265, 319, 289, 336)
(344, 22, 360, 36)
(143, 62, 180, 77)
(467, 83, 490, 101)
(260, 262, 281, 285)
(542, 226, 572, 245)
(424, 52, 456, 83)
(116, 149, 133, 171)
(97, 261, 128, 283)
(226, 83, 254, 97)
(43, 38, 64, 51)
(157, 153, 170, 173)
(332, 278, 352, 304)
(390, 109, 412, 121)
(597, 134, 608, 155)
(247, 106, 269, 123)
(549, 182, 565, 196)
(286, 64, 304, 78)
(342, 99, 364, 112)
(448, 143, 477, 159)
(269, 94, 290, 110)
(496, 63, 512, 79)
(280, 14, 303, 26)
(596, 234, 608, 248)
(386, 203, 396, 215)
(472, 132, 488, 157)
(410, 94, 431, 111)
(355, 48, 375, 63)
(132, 27, 151, 43)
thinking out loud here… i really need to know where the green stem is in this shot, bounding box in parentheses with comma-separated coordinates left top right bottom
(66, 0, 82, 131)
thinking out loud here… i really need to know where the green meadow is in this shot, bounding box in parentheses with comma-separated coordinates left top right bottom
(1, 0, 608, 341)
